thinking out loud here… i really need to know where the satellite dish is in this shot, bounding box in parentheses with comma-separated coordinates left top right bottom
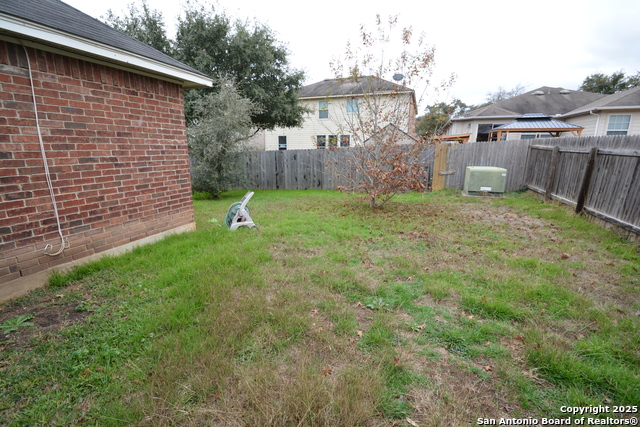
(392, 73, 404, 81)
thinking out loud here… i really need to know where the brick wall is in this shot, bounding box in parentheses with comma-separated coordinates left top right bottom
(0, 41, 195, 284)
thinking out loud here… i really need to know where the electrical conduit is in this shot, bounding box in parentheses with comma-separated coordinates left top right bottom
(20, 44, 69, 256)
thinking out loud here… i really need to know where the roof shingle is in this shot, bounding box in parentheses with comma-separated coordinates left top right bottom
(0, 0, 210, 85)
(299, 76, 413, 98)
(456, 86, 606, 119)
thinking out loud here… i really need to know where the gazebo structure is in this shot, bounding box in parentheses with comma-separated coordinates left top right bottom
(487, 113, 583, 141)
(436, 133, 471, 143)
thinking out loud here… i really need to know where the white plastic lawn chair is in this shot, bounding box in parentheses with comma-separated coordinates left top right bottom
(224, 191, 256, 230)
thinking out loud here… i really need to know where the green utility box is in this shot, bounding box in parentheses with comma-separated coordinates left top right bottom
(463, 166, 507, 196)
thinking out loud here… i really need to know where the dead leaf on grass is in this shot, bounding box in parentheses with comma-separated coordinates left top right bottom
(523, 369, 542, 381)
(406, 417, 420, 427)
(483, 365, 493, 372)
(512, 336, 525, 345)
(321, 366, 332, 376)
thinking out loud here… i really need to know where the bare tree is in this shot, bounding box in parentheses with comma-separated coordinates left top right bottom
(328, 15, 450, 209)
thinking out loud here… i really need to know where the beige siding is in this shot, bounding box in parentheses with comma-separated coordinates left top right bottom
(559, 114, 598, 137)
(265, 93, 414, 150)
(447, 119, 474, 137)
(558, 110, 640, 137)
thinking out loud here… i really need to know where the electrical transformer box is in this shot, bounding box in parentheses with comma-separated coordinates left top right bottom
(463, 166, 507, 196)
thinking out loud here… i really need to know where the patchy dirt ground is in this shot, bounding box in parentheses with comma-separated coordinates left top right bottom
(0, 283, 93, 351)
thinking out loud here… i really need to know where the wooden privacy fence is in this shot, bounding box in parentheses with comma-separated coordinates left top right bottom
(439, 135, 640, 236)
(240, 146, 436, 191)
(526, 141, 640, 235)
(233, 135, 638, 236)
(439, 139, 532, 191)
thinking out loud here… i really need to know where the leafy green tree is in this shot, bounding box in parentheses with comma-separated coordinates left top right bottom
(188, 76, 254, 197)
(484, 84, 528, 104)
(174, 4, 306, 130)
(105, 1, 173, 55)
(416, 99, 470, 137)
(106, 1, 307, 130)
(579, 70, 640, 94)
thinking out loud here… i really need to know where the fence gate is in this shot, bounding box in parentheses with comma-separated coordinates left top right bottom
(432, 143, 449, 191)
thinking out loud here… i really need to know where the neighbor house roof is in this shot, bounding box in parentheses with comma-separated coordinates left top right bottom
(454, 86, 607, 120)
(300, 76, 413, 99)
(0, 0, 212, 88)
(561, 86, 640, 118)
(300, 76, 418, 116)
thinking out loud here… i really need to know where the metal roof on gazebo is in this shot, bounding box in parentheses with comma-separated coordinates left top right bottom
(487, 113, 583, 140)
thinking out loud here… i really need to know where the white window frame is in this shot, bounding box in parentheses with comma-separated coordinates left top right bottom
(315, 134, 350, 149)
(319, 101, 328, 119)
(346, 98, 359, 113)
(278, 135, 287, 150)
(606, 114, 631, 136)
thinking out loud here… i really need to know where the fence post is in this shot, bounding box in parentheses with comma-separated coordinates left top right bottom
(575, 147, 598, 214)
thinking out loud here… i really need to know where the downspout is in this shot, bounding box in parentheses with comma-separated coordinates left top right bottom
(589, 110, 600, 136)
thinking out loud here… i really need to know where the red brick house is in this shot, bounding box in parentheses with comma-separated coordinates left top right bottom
(0, 0, 213, 300)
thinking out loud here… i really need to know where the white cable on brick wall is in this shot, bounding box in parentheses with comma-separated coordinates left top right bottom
(21, 44, 69, 256)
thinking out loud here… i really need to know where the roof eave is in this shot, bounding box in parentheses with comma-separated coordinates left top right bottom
(451, 114, 519, 121)
(300, 89, 414, 100)
(561, 105, 640, 118)
(488, 127, 583, 133)
(0, 13, 213, 88)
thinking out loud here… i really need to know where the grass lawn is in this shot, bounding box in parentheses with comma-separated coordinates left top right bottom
(1, 190, 639, 426)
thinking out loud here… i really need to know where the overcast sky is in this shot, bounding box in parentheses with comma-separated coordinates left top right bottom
(63, 0, 640, 110)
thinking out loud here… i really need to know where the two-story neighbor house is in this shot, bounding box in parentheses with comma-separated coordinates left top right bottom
(441, 86, 640, 143)
(264, 76, 418, 150)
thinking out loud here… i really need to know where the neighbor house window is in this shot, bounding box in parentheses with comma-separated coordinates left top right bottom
(477, 123, 504, 142)
(317, 134, 350, 148)
(319, 101, 328, 119)
(346, 98, 359, 113)
(278, 136, 287, 150)
(328, 135, 338, 148)
(520, 132, 553, 140)
(606, 114, 631, 135)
